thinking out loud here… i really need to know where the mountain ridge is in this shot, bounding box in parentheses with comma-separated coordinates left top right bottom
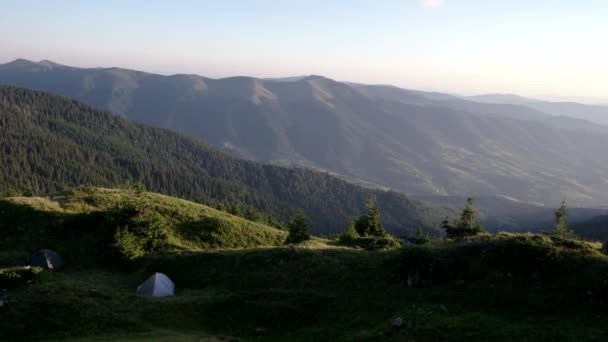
(0, 85, 451, 235)
(2, 59, 608, 208)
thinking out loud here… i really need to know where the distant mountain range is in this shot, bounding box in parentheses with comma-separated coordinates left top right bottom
(467, 93, 608, 126)
(1, 59, 608, 209)
(0, 86, 452, 235)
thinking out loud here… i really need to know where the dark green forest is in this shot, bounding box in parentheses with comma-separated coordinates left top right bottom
(0, 86, 450, 235)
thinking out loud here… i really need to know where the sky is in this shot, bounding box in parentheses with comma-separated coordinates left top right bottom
(1, 0, 607, 100)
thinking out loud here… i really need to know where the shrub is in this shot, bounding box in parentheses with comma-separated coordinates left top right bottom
(339, 236, 401, 251)
(285, 212, 311, 244)
(114, 228, 146, 260)
(339, 221, 359, 242)
(0, 266, 43, 288)
(106, 198, 168, 260)
(132, 182, 146, 196)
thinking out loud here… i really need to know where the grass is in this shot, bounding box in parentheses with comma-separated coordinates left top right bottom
(1, 188, 608, 341)
(1, 241, 606, 341)
(0, 187, 287, 266)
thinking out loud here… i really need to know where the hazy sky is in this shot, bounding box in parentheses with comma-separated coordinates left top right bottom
(1, 0, 607, 99)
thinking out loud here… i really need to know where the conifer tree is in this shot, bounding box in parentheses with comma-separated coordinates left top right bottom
(442, 197, 485, 239)
(340, 220, 359, 241)
(553, 200, 576, 239)
(285, 212, 311, 244)
(355, 195, 386, 237)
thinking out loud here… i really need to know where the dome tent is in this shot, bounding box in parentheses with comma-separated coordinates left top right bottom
(136, 272, 175, 297)
(27, 249, 64, 271)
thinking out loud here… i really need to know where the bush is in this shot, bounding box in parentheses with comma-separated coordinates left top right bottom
(106, 198, 168, 260)
(285, 213, 311, 244)
(394, 234, 597, 287)
(339, 221, 359, 242)
(0, 267, 43, 288)
(339, 236, 401, 251)
(114, 228, 147, 260)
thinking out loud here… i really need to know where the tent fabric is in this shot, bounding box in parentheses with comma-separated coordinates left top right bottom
(27, 249, 64, 271)
(136, 272, 175, 297)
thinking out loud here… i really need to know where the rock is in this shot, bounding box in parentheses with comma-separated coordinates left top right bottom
(391, 317, 404, 328)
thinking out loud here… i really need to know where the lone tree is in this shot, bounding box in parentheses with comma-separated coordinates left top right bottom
(355, 195, 386, 237)
(339, 220, 360, 242)
(285, 212, 311, 244)
(442, 197, 485, 239)
(553, 200, 576, 239)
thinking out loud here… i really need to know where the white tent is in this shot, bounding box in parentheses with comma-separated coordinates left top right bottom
(136, 272, 175, 297)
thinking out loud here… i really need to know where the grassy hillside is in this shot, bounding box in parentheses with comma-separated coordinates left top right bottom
(0, 86, 450, 235)
(1, 231, 607, 341)
(1, 190, 607, 340)
(2, 60, 608, 207)
(0, 187, 287, 266)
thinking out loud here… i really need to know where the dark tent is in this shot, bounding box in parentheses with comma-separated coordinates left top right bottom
(28, 249, 64, 271)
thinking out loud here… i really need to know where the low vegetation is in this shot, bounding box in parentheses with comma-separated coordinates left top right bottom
(0, 186, 287, 266)
(285, 212, 311, 244)
(1, 188, 607, 341)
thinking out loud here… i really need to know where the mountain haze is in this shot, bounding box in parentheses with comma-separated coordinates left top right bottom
(2, 59, 608, 207)
(468, 93, 608, 126)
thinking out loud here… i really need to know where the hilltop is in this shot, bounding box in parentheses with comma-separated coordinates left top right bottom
(0, 187, 288, 265)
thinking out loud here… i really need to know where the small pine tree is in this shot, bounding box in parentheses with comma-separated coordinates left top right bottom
(415, 227, 424, 239)
(553, 200, 576, 239)
(340, 220, 360, 242)
(355, 195, 386, 237)
(285, 212, 311, 244)
(442, 197, 485, 239)
(133, 181, 146, 195)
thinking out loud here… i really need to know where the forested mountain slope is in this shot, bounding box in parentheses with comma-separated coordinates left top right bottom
(572, 215, 608, 242)
(0, 86, 449, 235)
(2, 59, 608, 206)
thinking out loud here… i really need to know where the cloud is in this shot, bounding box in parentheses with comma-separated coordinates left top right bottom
(419, 0, 444, 7)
